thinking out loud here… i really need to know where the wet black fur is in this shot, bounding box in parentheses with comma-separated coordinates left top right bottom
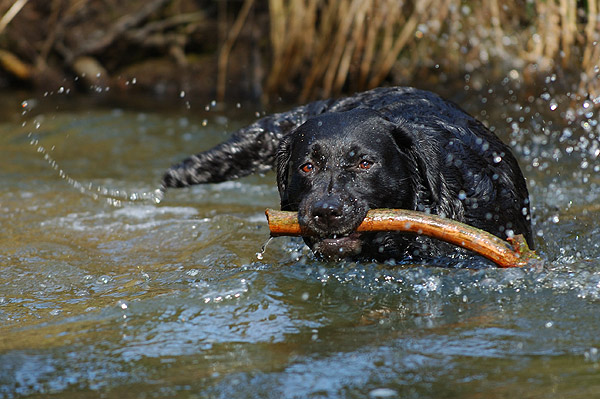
(163, 87, 534, 262)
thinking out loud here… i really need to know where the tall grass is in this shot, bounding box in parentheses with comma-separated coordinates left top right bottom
(2, 0, 598, 102)
(262, 0, 600, 102)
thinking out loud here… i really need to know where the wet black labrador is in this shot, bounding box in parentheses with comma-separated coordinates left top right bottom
(162, 87, 533, 262)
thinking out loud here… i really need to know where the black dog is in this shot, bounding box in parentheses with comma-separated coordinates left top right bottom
(162, 87, 533, 262)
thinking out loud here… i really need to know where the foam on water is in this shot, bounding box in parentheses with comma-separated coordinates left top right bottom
(112, 205, 198, 219)
(41, 205, 199, 232)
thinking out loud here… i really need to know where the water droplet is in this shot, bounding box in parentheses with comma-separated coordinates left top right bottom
(152, 188, 164, 204)
(257, 236, 273, 260)
(186, 269, 199, 277)
(369, 388, 398, 398)
(584, 347, 599, 362)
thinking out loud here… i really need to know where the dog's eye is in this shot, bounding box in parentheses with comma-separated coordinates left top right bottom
(300, 163, 314, 173)
(358, 160, 373, 170)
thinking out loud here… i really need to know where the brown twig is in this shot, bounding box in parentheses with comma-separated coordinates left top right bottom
(74, 0, 171, 57)
(217, 0, 255, 102)
(265, 208, 542, 268)
(0, 49, 32, 79)
(0, 0, 28, 34)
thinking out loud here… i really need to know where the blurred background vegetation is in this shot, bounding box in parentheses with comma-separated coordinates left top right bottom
(0, 0, 598, 105)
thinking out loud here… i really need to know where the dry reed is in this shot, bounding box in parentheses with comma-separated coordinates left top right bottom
(1, 0, 598, 102)
(261, 0, 600, 102)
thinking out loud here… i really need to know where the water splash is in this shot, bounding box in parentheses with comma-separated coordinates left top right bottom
(27, 132, 164, 207)
(256, 236, 274, 260)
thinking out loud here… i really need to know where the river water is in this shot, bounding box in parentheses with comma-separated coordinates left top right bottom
(1, 82, 599, 398)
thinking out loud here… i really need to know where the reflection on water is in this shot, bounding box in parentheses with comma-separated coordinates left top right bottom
(1, 85, 599, 398)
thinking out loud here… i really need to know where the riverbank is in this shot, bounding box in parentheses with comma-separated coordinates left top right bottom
(0, 0, 599, 105)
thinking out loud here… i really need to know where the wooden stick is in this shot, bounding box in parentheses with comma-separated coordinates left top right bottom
(265, 208, 542, 268)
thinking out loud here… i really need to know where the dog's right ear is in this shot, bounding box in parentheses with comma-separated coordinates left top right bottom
(275, 134, 293, 209)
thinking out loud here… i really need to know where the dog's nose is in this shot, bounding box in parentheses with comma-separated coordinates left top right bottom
(311, 197, 343, 229)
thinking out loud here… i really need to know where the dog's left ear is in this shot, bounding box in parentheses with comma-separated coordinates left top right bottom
(389, 120, 442, 206)
(275, 134, 293, 209)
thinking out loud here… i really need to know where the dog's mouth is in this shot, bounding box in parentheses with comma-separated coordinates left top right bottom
(311, 232, 363, 260)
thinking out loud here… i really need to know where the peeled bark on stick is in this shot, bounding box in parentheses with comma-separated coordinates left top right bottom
(265, 208, 542, 268)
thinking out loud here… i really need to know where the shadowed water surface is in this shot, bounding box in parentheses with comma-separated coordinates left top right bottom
(1, 85, 599, 398)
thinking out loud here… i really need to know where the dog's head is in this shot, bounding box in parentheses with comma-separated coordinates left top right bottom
(275, 108, 428, 261)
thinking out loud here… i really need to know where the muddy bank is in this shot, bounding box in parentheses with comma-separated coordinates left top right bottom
(0, 0, 599, 104)
(0, 0, 263, 101)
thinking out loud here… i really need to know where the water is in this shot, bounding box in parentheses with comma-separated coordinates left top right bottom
(1, 85, 600, 398)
